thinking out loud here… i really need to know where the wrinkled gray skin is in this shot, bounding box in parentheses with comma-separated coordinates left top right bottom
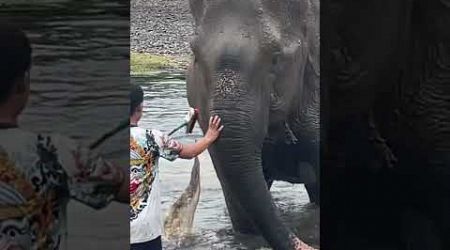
(322, 0, 449, 248)
(186, 0, 319, 249)
(164, 157, 201, 239)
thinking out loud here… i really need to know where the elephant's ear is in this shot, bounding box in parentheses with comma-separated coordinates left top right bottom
(189, 0, 205, 27)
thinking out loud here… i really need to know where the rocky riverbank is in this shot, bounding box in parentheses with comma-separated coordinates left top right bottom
(131, 0, 194, 72)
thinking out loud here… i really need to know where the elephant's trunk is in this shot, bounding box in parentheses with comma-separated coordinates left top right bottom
(206, 97, 297, 249)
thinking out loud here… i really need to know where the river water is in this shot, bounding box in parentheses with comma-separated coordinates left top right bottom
(1, 1, 129, 249)
(133, 72, 320, 249)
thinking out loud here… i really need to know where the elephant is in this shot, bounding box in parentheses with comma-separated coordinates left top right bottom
(186, 0, 319, 249)
(321, 0, 450, 249)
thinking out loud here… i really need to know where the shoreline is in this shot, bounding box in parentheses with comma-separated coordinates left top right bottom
(130, 52, 191, 75)
(131, 0, 194, 74)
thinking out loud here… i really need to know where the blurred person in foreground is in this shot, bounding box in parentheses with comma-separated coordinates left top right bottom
(0, 25, 128, 249)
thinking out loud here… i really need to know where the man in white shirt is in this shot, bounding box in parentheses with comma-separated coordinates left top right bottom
(130, 84, 223, 250)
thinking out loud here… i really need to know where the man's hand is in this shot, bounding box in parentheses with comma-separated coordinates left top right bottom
(204, 115, 224, 142)
(178, 115, 224, 159)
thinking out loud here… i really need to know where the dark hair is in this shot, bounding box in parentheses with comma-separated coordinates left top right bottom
(0, 24, 32, 103)
(130, 84, 144, 115)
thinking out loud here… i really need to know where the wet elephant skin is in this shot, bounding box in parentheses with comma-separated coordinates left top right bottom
(186, 0, 320, 249)
(321, 0, 450, 249)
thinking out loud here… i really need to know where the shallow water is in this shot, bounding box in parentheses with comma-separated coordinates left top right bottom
(133, 72, 320, 249)
(1, 1, 129, 249)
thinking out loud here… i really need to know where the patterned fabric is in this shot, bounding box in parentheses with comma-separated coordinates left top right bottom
(0, 128, 116, 250)
(130, 127, 181, 244)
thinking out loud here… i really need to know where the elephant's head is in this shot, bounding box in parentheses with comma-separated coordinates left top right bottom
(186, 0, 318, 249)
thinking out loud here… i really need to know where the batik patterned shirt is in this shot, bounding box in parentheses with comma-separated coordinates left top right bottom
(130, 126, 181, 244)
(0, 128, 117, 250)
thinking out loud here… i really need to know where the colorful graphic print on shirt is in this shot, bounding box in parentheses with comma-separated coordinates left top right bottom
(0, 135, 68, 250)
(129, 130, 159, 221)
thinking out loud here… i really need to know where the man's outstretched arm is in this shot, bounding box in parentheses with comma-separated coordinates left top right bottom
(178, 115, 223, 159)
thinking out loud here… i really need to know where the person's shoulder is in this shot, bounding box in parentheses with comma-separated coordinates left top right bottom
(130, 126, 148, 137)
(0, 129, 78, 157)
(0, 128, 71, 145)
(0, 128, 35, 139)
(149, 129, 164, 138)
(30, 132, 80, 156)
(8, 129, 73, 142)
(130, 126, 163, 137)
(0, 128, 37, 152)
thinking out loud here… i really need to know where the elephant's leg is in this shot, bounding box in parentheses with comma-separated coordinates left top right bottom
(299, 162, 319, 204)
(266, 178, 274, 190)
(294, 138, 320, 205)
(262, 161, 274, 191)
(304, 183, 319, 204)
(262, 143, 277, 191)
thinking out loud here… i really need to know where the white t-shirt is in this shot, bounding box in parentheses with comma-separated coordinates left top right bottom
(130, 127, 181, 244)
(0, 127, 117, 250)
